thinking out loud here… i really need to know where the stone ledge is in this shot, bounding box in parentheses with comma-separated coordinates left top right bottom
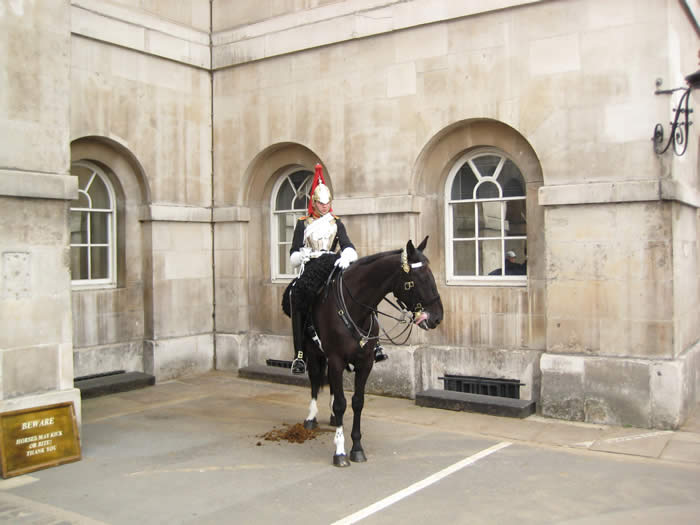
(0, 170, 78, 200)
(75, 372, 155, 399)
(415, 389, 536, 418)
(238, 365, 309, 388)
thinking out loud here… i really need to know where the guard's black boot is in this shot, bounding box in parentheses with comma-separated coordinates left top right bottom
(374, 343, 388, 363)
(291, 310, 306, 375)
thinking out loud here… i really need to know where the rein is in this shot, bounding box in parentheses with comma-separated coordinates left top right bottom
(333, 248, 438, 348)
(335, 270, 414, 347)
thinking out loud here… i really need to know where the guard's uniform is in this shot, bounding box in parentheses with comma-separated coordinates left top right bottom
(281, 214, 355, 361)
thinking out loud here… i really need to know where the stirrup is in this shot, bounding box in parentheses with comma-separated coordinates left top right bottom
(374, 344, 388, 363)
(291, 352, 306, 375)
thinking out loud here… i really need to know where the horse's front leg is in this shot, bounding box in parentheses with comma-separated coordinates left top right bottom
(304, 353, 322, 430)
(349, 360, 372, 462)
(328, 358, 350, 467)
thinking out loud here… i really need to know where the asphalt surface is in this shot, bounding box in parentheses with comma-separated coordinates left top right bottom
(1, 371, 699, 524)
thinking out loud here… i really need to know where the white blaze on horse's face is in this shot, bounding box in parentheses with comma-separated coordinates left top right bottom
(334, 427, 346, 456)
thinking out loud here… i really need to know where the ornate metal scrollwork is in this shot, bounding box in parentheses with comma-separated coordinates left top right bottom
(653, 71, 700, 157)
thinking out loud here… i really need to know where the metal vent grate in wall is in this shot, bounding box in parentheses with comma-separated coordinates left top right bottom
(439, 374, 525, 399)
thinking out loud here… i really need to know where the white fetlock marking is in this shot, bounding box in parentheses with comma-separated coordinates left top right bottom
(334, 426, 346, 456)
(329, 395, 334, 413)
(306, 399, 318, 422)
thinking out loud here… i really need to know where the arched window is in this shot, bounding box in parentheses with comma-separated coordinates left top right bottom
(445, 149, 527, 284)
(69, 161, 117, 286)
(271, 167, 313, 280)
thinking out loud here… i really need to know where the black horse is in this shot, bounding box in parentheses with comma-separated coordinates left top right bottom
(300, 237, 443, 467)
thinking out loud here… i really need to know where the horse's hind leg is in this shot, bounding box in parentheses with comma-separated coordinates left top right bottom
(349, 363, 371, 463)
(328, 358, 350, 467)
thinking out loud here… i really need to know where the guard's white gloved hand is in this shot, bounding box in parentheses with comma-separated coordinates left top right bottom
(290, 247, 312, 268)
(335, 247, 358, 269)
(290, 251, 303, 268)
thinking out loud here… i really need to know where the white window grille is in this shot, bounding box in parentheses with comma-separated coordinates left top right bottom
(69, 161, 117, 287)
(271, 167, 313, 280)
(445, 149, 527, 285)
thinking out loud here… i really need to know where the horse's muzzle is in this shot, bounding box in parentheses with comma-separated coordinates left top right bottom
(414, 311, 441, 330)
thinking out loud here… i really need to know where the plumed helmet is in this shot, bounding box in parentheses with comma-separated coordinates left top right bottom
(312, 183, 332, 204)
(307, 163, 333, 215)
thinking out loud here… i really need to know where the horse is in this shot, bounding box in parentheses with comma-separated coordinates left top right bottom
(300, 236, 443, 467)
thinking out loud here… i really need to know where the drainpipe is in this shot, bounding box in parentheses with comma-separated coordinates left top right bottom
(209, 0, 217, 368)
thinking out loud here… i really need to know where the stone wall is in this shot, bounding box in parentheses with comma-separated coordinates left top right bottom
(69, 1, 213, 380)
(0, 1, 81, 420)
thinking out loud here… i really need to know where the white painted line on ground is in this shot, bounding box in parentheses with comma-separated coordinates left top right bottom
(574, 430, 673, 447)
(331, 441, 512, 525)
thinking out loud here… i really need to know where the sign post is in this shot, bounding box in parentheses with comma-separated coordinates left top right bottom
(0, 402, 81, 478)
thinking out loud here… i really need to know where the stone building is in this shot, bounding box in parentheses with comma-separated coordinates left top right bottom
(1, 0, 699, 430)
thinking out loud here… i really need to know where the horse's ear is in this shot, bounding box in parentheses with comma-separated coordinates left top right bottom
(417, 236, 429, 252)
(406, 240, 416, 258)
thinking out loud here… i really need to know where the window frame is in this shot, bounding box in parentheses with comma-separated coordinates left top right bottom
(270, 166, 314, 282)
(69, 160, 117, 289)
(444, 148, 527, 287)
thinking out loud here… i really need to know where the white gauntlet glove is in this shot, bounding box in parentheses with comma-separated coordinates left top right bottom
(290, 247, 312, 268)
(335, 247, 358, 269)
(290, 251, 303, 268)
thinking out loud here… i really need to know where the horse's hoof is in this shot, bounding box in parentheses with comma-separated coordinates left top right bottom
(350, 450, 367, 463)
(303, 418, 318, 430)
(330, 415, 337, 426)
(333, 454, 351, 468)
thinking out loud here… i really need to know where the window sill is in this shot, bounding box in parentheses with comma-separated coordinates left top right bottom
(71, 282, 117, 291)
(446, 277, 527, 287)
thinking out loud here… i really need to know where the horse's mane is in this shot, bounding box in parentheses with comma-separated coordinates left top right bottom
(354, 249, 402, 267)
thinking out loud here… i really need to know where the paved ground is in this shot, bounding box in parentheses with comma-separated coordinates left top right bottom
(1, 371, 699, 524)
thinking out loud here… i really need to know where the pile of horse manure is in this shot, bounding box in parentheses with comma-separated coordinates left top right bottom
(258, 423, 320, 444)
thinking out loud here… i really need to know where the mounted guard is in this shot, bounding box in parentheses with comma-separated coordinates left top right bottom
(282, 164, 388, 375)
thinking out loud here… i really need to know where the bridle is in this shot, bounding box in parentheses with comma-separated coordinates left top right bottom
(335, 248, 439, 347)
(396, 247, 442, 318)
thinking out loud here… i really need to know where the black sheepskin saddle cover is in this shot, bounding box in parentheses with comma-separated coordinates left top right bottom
(282, 253, 339, 318)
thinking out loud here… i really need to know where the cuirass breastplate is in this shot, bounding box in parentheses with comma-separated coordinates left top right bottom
(304, 215, 337, 252)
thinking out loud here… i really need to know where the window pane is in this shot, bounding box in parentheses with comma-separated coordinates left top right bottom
(453, 240, 475, 275)
(89, 175, 110, 209)
(505, 199, 527, 237)
(69, 192, 89, 209)
(451, 163, 478, 200)
(70, 210, 88, 244)
(480, 239, 502, 276)
(278, 246, 301, 276)
(90, 212, 109, 244)
(275, 179, 295, 210)
(277, 213, 297, 244)
(472, 155, 501, 178)
(505, 242, 527, 275)
(70, 246, 89, 280)
(72, 164, 94, 192)
(478, 202, 503, 237)
(475, 181, 500, 199)
(500, 160, 525, 197)
(90, 247, 109, 279)
(290, 170, 312, 211)
(452, 203, 475, 239)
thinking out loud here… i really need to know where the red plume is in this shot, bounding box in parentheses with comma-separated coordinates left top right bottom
(307, 163, 332, 216)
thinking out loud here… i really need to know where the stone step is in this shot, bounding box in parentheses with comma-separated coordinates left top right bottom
(238, 364, 309, 388)
(415, 389, 536, 418)
(75, 371, 155, 399)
